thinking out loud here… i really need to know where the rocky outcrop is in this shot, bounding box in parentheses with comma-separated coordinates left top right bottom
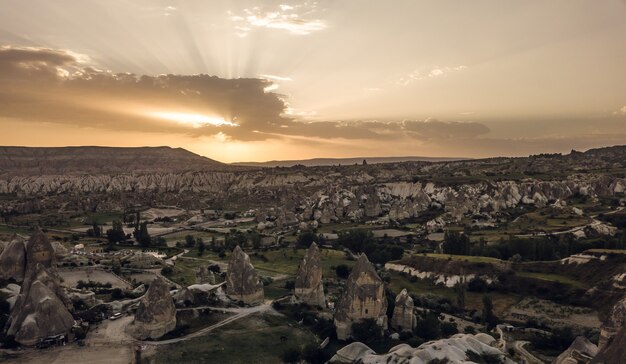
(25, 230, 56, 273)
(591, 295, 626, 363)
(334, 254, 387, 340)
(555, 336, 598, 364)
(592, 325, 626, 363)
(390, 289, 415, 332)
(128, 276, 176, 340)
(598, 296, 626, 348)
(294, 242, 325, 307)
(0, 235, 26, 282)
(329, 333, 514, 364)
(5, 263, 75, 346)
(196, 266, 216, 285)
(225, 246, 264, 305)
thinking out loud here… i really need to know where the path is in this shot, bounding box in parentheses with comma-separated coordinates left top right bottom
(514, 340, 545, 364)
(144, 303, 271, 345)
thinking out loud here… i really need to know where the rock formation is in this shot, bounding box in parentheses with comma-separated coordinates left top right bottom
(225, 246, 264, 305)
(597, 296, 626, 348)
(329, 333, 514, 364)
(0, 235, 26, 282)
(390, 289, 415, 332)
(334, 254, 387, 340)
(294, 242, 325, 306)
(128, 276, 177, 340)
(196, 265, 216, 285)
(592, 295, 626, 363)
(25, 230, 56, 272)
(5, 263, 75, 346)
(555, 336, 598, 364)
(592, 325, 626, 363)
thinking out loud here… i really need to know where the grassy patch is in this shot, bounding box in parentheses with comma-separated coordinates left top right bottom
(422, 253, 504, 264)
(516, 272, 587, 289)
(387, 271, 519, 315)
(153, 313, 318, 364)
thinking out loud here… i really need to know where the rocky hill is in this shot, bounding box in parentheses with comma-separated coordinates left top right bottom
(0, 146, 235, 177)
(233, 155, 468, 167)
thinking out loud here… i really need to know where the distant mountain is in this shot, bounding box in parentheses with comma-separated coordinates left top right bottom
(232, 156, 470, 168)
(0, 146, 237, 176)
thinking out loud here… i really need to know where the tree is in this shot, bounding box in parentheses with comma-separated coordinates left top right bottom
(454, 278, 467, 310)
(352, 318, 382, 343)
(92, 222, 101, 238)
(136, 221, 151, 247)
(335, 264, 351, 279)
(297, 231, 317, 249)
(414, 313, 441, 341)
(482, 295, 497, 328)
(184, 235, 196, 248)
(280, 347, 301, 363)
(197, 239, 206, 256)
(106, 220, 126, 247)
(442, 231, 471, 255)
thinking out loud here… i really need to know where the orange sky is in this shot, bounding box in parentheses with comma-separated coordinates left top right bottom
(0, 0, 625, 162)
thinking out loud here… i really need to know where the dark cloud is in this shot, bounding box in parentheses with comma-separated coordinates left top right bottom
(0, 45, 491, 142)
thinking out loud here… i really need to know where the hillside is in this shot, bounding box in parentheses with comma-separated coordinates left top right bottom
(0, 146, 236, 176)
(233, 155, 469, 167)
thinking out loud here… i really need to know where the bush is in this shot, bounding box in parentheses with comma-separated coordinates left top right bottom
(280, 347, 301, 363)
(352, 318, 383, 343)
(335, 264, 351, 279)
(161, 266, 173, 276)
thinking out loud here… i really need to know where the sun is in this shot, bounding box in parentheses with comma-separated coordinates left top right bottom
(149, 112, 238, 128)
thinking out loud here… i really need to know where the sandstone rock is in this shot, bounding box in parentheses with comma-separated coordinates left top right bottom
(25, 230, 56, 273)
(294, 242, 325, 307)
(598, 296, 626, 348)
(592, 325, 626, 364)
(334, 254, 387, 340)
(555, 336, 598, 364)
(0, 235, 26, 282)
(128, 276, 177, 340)
(196, 266, 216, 285)
(6, 263, 75, 346)
(329, 333, 514, 364)
(390, 289, 415, 332)
(225, 246, 264, 305)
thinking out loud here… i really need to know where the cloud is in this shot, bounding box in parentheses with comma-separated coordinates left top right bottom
(0, 45, 491, 143)
(614, 105, 626, 115)
(398, 65, 467, 86)
(402, 119, 490, 139)
(229, 3, 327, 36)
(259, 74, 292, 82)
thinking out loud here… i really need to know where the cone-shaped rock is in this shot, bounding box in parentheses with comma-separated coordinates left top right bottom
(334, 254, 387, 340)
(6, 263, 75, 346)
(294, 242, 325, 306)
(128, 276, 176, 340)
(0, 235, 26, 282)
(196, 265, 216, 284)
(390, 289, 416, 331)
(25, 230, 56, 273)
(226, 246, 264, 305)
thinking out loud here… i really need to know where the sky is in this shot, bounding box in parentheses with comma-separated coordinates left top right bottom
(0, 0, 625, 163)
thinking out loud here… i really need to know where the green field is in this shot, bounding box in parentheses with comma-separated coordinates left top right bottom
(516, 271, 588, 289)
(183, 247, 354, 279)
(386, 271, 520, 316)
(153, 314, 318, 364)
(422, 253, 504, 264)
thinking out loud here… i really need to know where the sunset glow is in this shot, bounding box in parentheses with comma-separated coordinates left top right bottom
(149, 112, 238, 128)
